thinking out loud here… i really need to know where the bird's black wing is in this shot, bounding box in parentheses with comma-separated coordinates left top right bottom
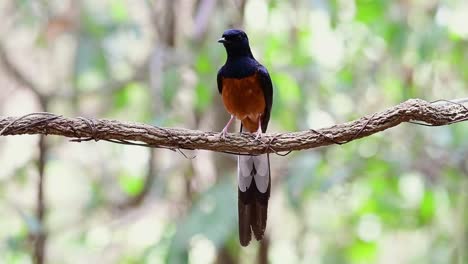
(217, 66, 224, 94)
(256, 65, 273, 132)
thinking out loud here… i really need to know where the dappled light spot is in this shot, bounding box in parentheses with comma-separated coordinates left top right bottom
(436, 4, 468, 39)
(399, 172, 425, 208)
(245, 0, 268, 31)
(308, 9, 344, 69)
(330, 93, 354, 116)
(358, 138, 378, 158)
(357, 214, 382, 242)
(307, 110, 335, 129)
(189, 235, 216, 264)
(86, 226, 111, 249)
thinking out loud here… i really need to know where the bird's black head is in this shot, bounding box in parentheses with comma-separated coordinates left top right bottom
(218, 29, 253, 58)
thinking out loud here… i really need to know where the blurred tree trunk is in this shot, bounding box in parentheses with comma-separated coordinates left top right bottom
(257, 236, 270, 264)
(456, 179, 468, 263)
(33, 134, 47, 264)
(31, 80, 50, 264)
(0, 36, 51, 264)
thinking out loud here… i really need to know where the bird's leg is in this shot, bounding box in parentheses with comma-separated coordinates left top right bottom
(219, 115, 235, 138)
(255, 118, 263, 140)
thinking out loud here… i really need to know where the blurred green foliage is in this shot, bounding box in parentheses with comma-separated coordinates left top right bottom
(0, 0, 467, 263)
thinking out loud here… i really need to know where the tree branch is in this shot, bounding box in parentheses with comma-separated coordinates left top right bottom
(0, 99, 467, 155)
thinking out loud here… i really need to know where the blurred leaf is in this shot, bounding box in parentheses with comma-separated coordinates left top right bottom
(264, 35, 291, 66)
(195, 53, 214, 74)
(272, 71, 302, 129)
(382, 75, 404, 102)
(168, 179, 236, 262)
(141, 233, 172, 263)
(111, 82, 151, 122)
(82, 12, 109, 38)
(110, 0, 128, 22)
(347, 240, 377, 264)
(113, 82, 145, 109)
(419, 190, 435, 224)
(75, 38, 109, 90)
(450, 124, 468, 147)
(366, 159, 393, 183)
(195, 83, 212, 112)
(329, 0, 339, 28)
(119, 173, 144, 196)
(5, 227, 28, 252)
(286, 153, 321, 208)
(323, 246, 347, 264)
(118, 255, 140, 264)
(162, 68, 180, 107)
(418, 27, 445, 61)
(9, 165, 30, 186)
(355, 0, 386, 25)
(338, 67, 354, 88)
(1, 252, 31, 264)
(383, 22, 407, 54)
(275, 110, 297, 131)
(273, 73, 301, 105)
(293, 28, 314, 66)
(352, 159, 408, 227)
(86, 180, 105, 212)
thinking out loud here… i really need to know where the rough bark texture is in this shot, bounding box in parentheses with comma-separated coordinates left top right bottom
(0, 99, 467, 155)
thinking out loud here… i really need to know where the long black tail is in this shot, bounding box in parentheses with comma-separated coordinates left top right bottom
(237, 153, 271, 246)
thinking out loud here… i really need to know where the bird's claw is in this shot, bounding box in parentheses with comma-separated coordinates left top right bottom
(219, 129, 228, 139)
(219, 115, 234, 140)
(254, 118, 263, 140)
(254, 132, 263, 140)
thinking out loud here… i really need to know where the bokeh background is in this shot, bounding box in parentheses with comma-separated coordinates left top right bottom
(0, 0, 467, 263)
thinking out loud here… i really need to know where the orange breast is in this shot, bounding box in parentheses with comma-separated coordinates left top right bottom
(221, 73, 266, 132)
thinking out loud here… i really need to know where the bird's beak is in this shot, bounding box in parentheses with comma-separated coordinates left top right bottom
(217, 37, 226, 43)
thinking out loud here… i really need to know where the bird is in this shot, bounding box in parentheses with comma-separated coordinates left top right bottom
(216, 29, 273, 246)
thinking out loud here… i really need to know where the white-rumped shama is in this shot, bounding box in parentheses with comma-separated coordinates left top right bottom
(217, 29, 273, 246)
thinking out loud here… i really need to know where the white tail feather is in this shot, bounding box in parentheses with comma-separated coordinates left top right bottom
(238, 155, 253, 192)
(237, 154, 269, 193)
(252, 154, 269, 193)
